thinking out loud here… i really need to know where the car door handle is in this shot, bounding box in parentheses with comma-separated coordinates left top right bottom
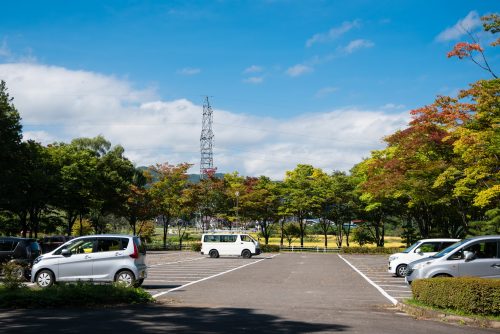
(115, 252, 123, 256)
(491, 264, 500, 269)
(85, 255, 92, 259)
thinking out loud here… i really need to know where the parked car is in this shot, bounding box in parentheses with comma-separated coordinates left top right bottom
(388, 238, 460, 277)
(39, 235, 73, 253)
(31, 234, 147, 288)
(405, 235, 500, 284)
(0, 237, 41, 280)
(201, 233, 261, 258)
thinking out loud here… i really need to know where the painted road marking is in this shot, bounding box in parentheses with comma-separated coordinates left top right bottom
(152, 254, 279, 298)
(338, 254, 398, 305)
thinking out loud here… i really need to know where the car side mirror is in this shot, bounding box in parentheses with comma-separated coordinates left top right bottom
(415, 247, 422, 254)
(464, 251, 475, 262)
(61, 249, 71, 257)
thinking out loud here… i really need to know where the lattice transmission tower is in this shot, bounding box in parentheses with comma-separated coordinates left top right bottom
(200, 96, 216, 178)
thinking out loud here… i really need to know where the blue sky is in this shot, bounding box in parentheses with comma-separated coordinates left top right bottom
(1, 1, 499, 179)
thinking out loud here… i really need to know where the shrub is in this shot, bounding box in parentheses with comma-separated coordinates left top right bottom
(0, 282, 154, 308)
(412, 277, 500, 316)
(341, 247, 403, 254)
(260, 244, 280, 253)
(0, 262, 26, 289)
(191, 242, 202, 252)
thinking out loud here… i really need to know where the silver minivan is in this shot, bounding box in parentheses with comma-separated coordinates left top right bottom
(31, 234, 147, 288)
(405, 235, 500, 284)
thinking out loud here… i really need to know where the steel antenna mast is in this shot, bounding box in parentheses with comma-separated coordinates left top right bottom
(200, 96, 216, 179)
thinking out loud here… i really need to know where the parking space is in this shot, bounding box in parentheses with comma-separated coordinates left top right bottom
(340, 254, 412, 302)
(144, 251, 273, 297)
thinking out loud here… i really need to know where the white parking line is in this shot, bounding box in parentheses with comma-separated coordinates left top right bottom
(338, 254, 398, 305)
(148, 256, 206, 267)
(152, 254, 279, 298)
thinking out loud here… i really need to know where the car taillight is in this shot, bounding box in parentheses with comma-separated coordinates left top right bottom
(130, 242, 139, 259)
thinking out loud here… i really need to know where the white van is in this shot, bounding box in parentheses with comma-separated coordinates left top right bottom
(388, 238, 459, 277)
(201, 233, 261, 258)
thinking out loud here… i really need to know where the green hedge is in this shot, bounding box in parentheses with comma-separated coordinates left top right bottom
(0, 282, 154, 308)
(341, 247, 403, 254)
(260, 244, 280, 253)
(412, 277, 500, 316)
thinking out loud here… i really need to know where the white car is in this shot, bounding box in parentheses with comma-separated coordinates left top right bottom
(31, 234, 147, 288)
(201, 233, 261, 258)
(406, 235, 500, 284)
(388, 238, 459, 277)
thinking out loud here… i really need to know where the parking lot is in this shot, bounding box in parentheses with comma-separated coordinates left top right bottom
(2, 251, 497, 333)
(143, 251, 411, 304)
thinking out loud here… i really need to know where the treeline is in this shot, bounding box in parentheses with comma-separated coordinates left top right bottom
(1, 74, 497, 248)
(0, 16, 498, 246)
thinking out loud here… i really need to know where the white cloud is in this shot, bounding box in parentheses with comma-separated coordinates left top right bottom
(177, 67, 201, 75)
(243, 76, 264, 84)
(341, 39, 374, 54)
(0, 39, 11, 57)
(243, 65, 263, 73)
(0, 62, 409, 179)
(315, 86, 338, 98)
(286, 64, 313, 77)
(436, 11, 482, 42)
(306, 20, 361, 47)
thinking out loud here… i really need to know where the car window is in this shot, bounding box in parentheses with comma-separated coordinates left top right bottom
(439, 241, 456, 250)
(133, 237, 146, 254)
(96, 238, 127, 252)
(56, 239, 95, 255)
(464, 241, 498, 259)
(418, 242, 440, 252)
(0, 241, 16, 252)
(220, 235, 237, 242)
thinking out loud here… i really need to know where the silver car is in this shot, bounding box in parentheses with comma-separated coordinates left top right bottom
(405, 235, 500, 284)
(31, 234, 147, 288)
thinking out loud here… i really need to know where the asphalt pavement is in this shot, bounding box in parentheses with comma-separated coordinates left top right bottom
(0, 252, 497, 333)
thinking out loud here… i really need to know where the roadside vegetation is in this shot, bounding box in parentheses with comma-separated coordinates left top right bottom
(409, 277, 500, 318)
(0, 280, 153, 308)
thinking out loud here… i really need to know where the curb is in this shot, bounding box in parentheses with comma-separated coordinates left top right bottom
(398, 302, 500, 329)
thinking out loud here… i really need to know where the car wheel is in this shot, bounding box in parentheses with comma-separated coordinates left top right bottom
(209, 249, 219, 258)
(241, 249, 252, 259)
(36, 270, 55, 288)
(396, 264, 407, 277)
(134, 278, 144, 288)
(115, 270, 135, 287)
(433, 273, 452, 278)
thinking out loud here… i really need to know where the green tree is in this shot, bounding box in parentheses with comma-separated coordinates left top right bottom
(239, 176, 281, 245)
(148, 163, 191, 248)
(281, 164, 326, 247)
(0, 80, 23, 212)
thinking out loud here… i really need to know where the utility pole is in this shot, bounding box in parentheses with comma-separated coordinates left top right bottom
(200, 96, 216, 178)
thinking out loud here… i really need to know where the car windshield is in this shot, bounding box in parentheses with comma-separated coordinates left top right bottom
(401, 241, 420, 253)
(241, 235, 257, 244)
(431, 239, 469, 258)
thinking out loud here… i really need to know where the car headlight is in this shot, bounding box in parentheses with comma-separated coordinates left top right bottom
(389, 255, 398, 261)
(33, 256, 43, 265)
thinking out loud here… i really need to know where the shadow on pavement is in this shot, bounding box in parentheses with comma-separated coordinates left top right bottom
(0, 304, 349, 333)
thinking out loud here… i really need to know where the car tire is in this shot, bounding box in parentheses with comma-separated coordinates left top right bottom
(115, 270, 136, 287)
(396, 264, 407, 277)
(209, 249, 219, 258)
(241, 249, 252, 259)
(134, 278, 145, 288)
(433, 273, 452, 278)
(36, 269, 55, 288)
